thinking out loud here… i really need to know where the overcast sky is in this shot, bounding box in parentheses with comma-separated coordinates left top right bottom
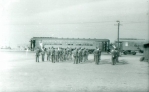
(0, 0, 148, 47)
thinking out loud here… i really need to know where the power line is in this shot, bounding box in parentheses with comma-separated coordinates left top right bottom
(6, 21, 148, 25)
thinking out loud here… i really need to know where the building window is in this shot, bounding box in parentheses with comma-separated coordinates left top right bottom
(68, 44, 73, 45)
(76, 44, 81, 46)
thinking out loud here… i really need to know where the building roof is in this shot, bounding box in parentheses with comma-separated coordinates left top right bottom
(30, 37, 110, 41)
(119, 38, 145, 40)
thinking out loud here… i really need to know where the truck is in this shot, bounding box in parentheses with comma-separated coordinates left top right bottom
(114, 38, 145, 55)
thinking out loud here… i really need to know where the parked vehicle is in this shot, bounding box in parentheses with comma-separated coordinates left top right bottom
(114, 38, 145, 55)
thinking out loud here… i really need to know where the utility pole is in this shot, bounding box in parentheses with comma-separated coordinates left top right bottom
(114, 20, 122, 56)
(117, 20, 120, 51)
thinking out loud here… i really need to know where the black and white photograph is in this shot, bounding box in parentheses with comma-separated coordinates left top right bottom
(0, 0, 149, 92)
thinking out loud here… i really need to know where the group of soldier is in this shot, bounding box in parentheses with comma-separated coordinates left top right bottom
(72, 47, 90, 64)
(35, 46, 118, 65)
(35, 47, 92, 64)
(36, 47, 72, 63)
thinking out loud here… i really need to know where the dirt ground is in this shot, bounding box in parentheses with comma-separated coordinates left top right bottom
(0, 51, 148, 92)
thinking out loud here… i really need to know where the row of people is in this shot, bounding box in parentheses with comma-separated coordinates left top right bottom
(35, 47, 118, 65)
(35, 47, 90, 63)
(46, 47, 72, 63)
(72, 48, 89, 64)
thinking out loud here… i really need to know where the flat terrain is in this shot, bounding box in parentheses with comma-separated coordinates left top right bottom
(0, 51, 148, 92)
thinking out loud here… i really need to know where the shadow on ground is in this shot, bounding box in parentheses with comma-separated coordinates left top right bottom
(34, 59, 129, 65)
(99, 59, 129, 65)
(116, 59, 129, 65)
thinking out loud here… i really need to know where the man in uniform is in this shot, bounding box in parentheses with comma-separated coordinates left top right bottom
(46, 47, 51, 61)
(93, 47, 97, 62)
(111, 48, 119, 65)
(66, 47, 69, 60)
(41, 47, 45, 62)
(62, 48, 66, 61)
(86, 49, 89, 60)
(61, 47, 64, 61)
(58, 47, 62, 62)
(57, 47, 60, 62)
(35, 48, 40, 62)
(94, 48, 101, 65)
(82, 48, 86, 62)
(55, 48, 59, 62)
(73, 48, 78, 64)
(68, 48, 72, 60)
(51, 47, 55, 63)
(78, 48, 82, 63)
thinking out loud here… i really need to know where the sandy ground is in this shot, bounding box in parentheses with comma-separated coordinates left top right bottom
(0, 51, 148, 92)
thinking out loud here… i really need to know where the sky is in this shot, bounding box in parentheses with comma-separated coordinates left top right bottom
(0, 0, 149, 47)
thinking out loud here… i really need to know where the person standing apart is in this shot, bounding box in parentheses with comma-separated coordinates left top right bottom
(111, 48, 119, 65)
(115, 48, 119, 63)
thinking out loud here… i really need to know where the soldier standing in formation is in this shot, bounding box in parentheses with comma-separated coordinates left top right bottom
(73, 48, 78, 64)
(63, 49, 66, 61)
(94, 48, 101, 65)
(68, 48, 72, 60)
(51, 47, 55, 63)
(86, 49, 89, 60)
(78, 48, 82, 63)
(93, 47, 97, 61)
(41, 47, 45, 62)
(82, 48, 86, 62)
(35, 48, 40, 62)
(58, 47, 63, 61)
(46, 47, 51, 61)
(55, 48, 59, 62)
(66, 48, 69, 60)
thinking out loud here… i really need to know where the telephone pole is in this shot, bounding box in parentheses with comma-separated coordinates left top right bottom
(116, 20, 120, 51)
(114, 20, 122, 56)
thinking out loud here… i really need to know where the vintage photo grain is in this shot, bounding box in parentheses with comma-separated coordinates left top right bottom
(0, 0, 149, 92)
